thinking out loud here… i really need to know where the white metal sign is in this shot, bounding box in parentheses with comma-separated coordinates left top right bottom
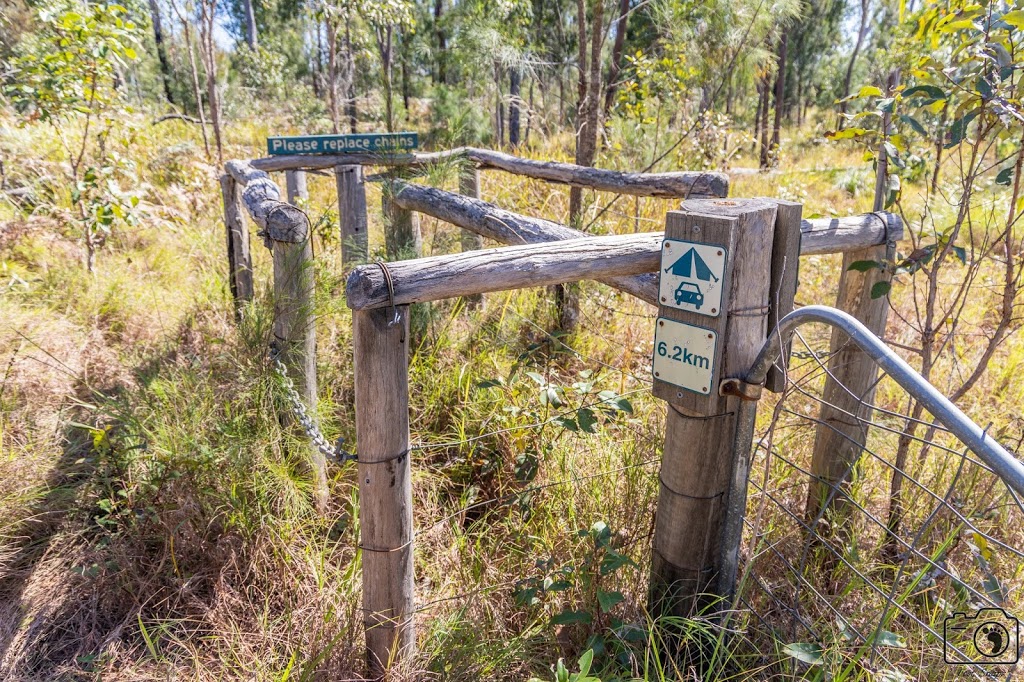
(659, 239, 727, 317)
(652, 317, 717, 395)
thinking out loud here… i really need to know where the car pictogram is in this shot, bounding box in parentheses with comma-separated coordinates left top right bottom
(674, 282, 704, 309)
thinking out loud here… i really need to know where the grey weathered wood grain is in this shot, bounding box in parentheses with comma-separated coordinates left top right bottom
(224, 160, 308, 243)
(382, 184, 422, 260)
(336, 164, 369, 268)
(354, 306, 414, 676)
(458, 167, 485, 306)
(388, 181, 901, 308)
(246, 147, 729, 198)
(275, 169, 326, 512)
(219, 174, 254, 312)
(765, 200, 803, 393)
(650, 199, 777, 618)
(345, 234, 664, 310)
(390, 181, 660, 304)
(807, 73, 899, 521)
(799, 212, 902, 256)
(285, 169, 308, 204)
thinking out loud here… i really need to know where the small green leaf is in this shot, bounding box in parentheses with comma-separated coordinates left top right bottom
(899, 114, 927, 136)
(576, 408, 598, 433)
(996, 167, 1014, 186)
(1001, 9, 1024, 29)
(873, 629, 906, 648)
(827, 127, 869, 140)
(858, 85, 883, 97)
(575, 649, 594, 679)
(946, 109, 979, 148)
(783, 642, 823, 665)
(597, 589, 625, 612)
(903, 84, 947, 101)
(551, 610, 593, 626)
(952, 245, 967, 265)
(848, 260, 884, 273)
(870, 281, 892, 299)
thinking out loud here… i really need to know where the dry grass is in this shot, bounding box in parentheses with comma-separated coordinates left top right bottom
(0, 105, 1021, 681)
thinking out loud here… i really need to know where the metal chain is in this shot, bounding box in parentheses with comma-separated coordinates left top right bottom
(269, 346, 357, 464)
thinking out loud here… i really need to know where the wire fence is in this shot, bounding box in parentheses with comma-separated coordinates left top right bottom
(734, 327, 1024, 680)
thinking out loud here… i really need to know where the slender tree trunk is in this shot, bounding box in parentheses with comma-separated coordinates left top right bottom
(562, 0, 604, 333)
(930, 105, 949, 195)
(770, 32, 787, 165)
(242, 0, 257, 49)
(400, 30, 411, 121)
(569, 0, 603, 223)
(328, 20, 340, 133)
(525, 77, 534, 145)
(312, 21, 323, 98)
(509, 68, 522, 147)
(148, 0, 176, 105)
(169, 0, 210, 158)
(603, 0, 629, 115)
(839, 0, 870, 128)
(753, 77, 765, 154)
(795, 69, 803, 127)
(376, 26, 395, 132)
(200, 1, 223, 162)
(759, 74, 770, 169)
(434, 0, 446, 84)
(346, 18, 357, 133)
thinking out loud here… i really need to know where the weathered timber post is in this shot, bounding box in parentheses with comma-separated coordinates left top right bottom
(649, 198, 779, 618)
(805, 71, 899, 521)
(220, 174, 254, 315)
(382, 184, 422, 260)
(765, 200, 803, 393)
(458, 167, 484, 306)
(285, 169, 308, 205)
(274, 177, 328, 512)
(354, 305, 414, 677)
(336, 164, 369, 269)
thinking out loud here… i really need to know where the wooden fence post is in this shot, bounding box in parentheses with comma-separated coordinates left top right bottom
(286, 169, 308, 205)
(382, 185, 422, 260)
(649, 199, 778, 619)
(336, 164, 369, 269)
(354, 305, 414, 677)
(273, 179, 328, 512)
(805, 71, 899, 521)
(220, 174, 254, 315)
(458, 167, 485, 307)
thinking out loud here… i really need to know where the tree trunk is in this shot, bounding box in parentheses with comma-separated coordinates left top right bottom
(242, 0, 257, 50)
(569, 0, 603, 223)
(376, 26, 395, 132)
(525, 77, 534, 145)
(770, 32, 787, 165)
(168, 0, 210, 159)
(840, 0, 870, 128)
(400, 31, 411, 121)
(312, 21, 323, 98)
(328, 20, 339, 133)
(759, 74, 770, 170)
(148, 0, 176, 106)
(434, 0, 446, 84)
(509, 68, 522, 148)
(200, 1, 223, 162)
(346, 17, 357, 133)
(603, 0, 629, 115)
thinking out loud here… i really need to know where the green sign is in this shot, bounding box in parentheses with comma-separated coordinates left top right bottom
(267, 132, 418, 155)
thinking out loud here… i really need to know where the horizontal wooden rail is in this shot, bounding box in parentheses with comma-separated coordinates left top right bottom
(242, 147, 729, 198)
(225, 160, 308, 240)
(389, 182, 902, 302)
(346, 233, 663, 310)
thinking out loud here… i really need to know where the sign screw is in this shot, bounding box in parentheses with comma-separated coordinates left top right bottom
(665, 243, 671, 249)
(717, 250, 723, 256)
(655, 372, 660, 377)
(707, 333, 713, 339)
(658, 320, 664, 327)
(711, 308, 717, 314)
(661, 297, 667, 302)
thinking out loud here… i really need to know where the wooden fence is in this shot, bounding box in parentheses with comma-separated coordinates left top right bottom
(219, 147, 902, 676)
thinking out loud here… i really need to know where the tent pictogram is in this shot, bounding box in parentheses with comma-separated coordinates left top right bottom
(664, 248, 720, 283)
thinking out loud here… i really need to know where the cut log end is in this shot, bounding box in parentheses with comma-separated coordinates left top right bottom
(264, 203, 310, 243)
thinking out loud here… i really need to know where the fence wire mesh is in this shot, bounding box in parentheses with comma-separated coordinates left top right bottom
(735, 326, 1024, 681)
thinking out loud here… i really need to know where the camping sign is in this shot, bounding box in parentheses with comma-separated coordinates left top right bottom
(658, 239, 727, 317)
